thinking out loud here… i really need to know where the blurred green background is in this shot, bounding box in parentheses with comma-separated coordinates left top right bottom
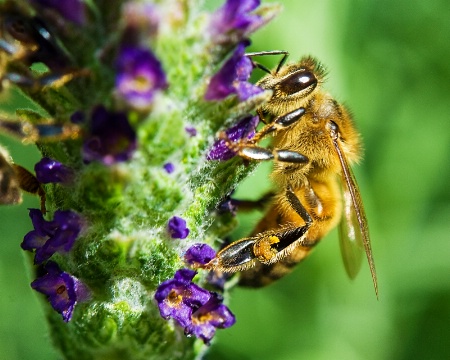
(1, 0, 449, 359)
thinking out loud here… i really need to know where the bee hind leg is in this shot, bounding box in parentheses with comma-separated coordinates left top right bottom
(206, 187, 316, 287)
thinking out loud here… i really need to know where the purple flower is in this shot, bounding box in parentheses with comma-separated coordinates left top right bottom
(163, 162, 175, 174)
(209, 0, 264, 44)
(21, 209, 83, 264)
(167, 216, 190, 239)
(35, 157, 74, 184)
(184, 244, 216, 267)
(185, 126, 197, 137)
(70, 111, 85, 124)
(207, 115, 259, 160)
(30, 0, 86, 24)
(115, 46, 168, 109)
(31, 261, 90, 322)
(186, 292, 236, 344)
(205, 41, 263, 101)
(83, 106, 137, 165)
(154, 269, 210, 328)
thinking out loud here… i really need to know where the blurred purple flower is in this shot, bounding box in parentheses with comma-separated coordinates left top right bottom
(167, 216, 190, 239)
(184, 243, 216, 267)
(21, 208, 83, 264)
(204, 41, 262, 101)
(30, 0, 86, 24)
(115, 46, 168, 109)
(207, 115, 259, 160)
(35, 157, 74, 184)
(31, 261, 90, 322)
(163, 162, 175, 174)
(185, 126, 197, 137)
(186, 292, 236, 344)
(209, 0, 264, 44)
(154, 269, 210, 328)
(83, 106, 137, 165)
(70, 111, 85, 124)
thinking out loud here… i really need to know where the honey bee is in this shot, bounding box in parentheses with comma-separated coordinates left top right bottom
(206, 51, 378, 297)
(0, 145, 46, 213)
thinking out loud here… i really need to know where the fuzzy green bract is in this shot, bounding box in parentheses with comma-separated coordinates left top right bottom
(0, 0, 280, 358)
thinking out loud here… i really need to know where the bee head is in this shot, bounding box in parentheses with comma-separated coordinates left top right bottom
(257, 56, 327, 116)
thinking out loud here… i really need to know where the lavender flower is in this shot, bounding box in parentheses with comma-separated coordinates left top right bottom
(167, 216, 190, 239)
(31, 261, 90, 322)
(184, 244, 216, 267)
(83, 106, 137, 165)
(204, 41, 262, 101)
(185, 126, 197, 137)
(35, 157, 74, 184)
(163, 162, 175, 174)
(115, 46, 168, 109)
(30, 0, 86, 24)
(186, 292, 236, 344)
(209, 0, 264, 44)
(154, 269, 210, 328)
(207, 115, 259, 160)
(21, 209, 83, 264)
(70, 111, 85, 124)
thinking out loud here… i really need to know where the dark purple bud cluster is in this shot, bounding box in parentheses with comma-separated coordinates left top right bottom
(35, 158, 74, 184)
(167, 216, 190, 239)
(83, 106, 137, 165)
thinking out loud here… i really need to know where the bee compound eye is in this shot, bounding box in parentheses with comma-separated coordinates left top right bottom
(279, 70, 317, 95)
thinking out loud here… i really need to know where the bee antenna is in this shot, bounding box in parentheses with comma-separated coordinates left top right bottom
(254, 62, 272, 74)
(246, 50, 290, 75)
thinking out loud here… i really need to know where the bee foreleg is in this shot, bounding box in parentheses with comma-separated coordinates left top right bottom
(252, 107, 306, 142)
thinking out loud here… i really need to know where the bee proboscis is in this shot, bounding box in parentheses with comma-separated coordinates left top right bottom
(205, 51, 378, 298)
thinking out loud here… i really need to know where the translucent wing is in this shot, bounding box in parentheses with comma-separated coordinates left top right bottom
(339, 184, 364, 279)
(0, 148, 22, 205)
(331, 130, 378, 298)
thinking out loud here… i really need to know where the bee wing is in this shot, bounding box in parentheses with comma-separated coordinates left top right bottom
(338, 184, 364, 279)
(0, 155, 22, 205)
(331, 135, 378, 298)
